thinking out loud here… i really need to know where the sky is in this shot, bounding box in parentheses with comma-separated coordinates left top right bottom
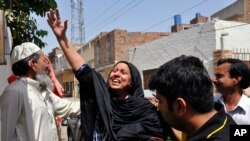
(35, 0, 237, 55)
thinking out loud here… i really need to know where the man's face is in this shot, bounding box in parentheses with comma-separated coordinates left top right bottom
(213, 63, 235, 94)
(34, 51, 50, 74)
(32, 51, 54, 90)
(155, 92, 175, 127)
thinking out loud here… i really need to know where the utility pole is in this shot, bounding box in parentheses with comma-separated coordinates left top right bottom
(71, 0, 85, 45)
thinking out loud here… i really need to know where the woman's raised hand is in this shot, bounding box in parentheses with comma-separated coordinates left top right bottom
(47, 8, 68, 39)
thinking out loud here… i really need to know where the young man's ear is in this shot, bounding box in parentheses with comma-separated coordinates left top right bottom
(173, 98, 186, 116)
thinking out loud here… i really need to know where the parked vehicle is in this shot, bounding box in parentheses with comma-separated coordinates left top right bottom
(62, 115, 82, 141)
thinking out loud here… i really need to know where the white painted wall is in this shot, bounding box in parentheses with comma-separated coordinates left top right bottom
(214, 20, 250, 50)
(129, 20, 216, 76)
(129, 20, 250, 84)
(0, 27, 12, 95)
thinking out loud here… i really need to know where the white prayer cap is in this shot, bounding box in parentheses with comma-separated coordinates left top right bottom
(11, 42, 41, 65)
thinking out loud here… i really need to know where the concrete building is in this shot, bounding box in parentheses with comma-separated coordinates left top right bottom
(129, 19, 250, 89)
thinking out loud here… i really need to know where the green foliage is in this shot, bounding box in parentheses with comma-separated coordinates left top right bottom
(0, 0, 57, 48)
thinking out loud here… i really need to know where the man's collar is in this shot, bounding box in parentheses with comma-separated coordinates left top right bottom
(19, 77, 46, 92)
(216, 93, 248, 112)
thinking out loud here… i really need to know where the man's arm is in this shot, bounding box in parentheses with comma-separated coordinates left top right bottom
(49, 91, 80, 117)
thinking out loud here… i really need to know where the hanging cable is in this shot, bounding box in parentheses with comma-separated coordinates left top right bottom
(86, 0, 143, 37)
(86, 0, 121, 28)
(143, 0, 208, 32)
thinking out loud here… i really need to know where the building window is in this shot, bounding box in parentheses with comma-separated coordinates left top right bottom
(96, 41, 101, 65)
(106, 35, 112, 63)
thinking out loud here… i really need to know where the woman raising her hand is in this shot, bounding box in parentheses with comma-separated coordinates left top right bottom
(47, 8, 175, 141)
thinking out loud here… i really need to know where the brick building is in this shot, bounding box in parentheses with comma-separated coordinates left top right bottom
(93, 29, 170, 80)
(53, 29, 169, 97)
(211, 0, 250, 24)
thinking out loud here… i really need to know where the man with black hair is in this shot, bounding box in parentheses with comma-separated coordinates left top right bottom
(0, 42, 80, 141)
(149, 55, 236, 141)
(213, 58, 250, 125)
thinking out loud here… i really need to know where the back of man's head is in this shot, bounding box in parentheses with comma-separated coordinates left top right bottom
(11, 42, 41, 76)
(149, 55, 214, 113)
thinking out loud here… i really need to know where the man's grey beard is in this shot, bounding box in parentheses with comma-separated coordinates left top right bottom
(36, 72, 54, 91)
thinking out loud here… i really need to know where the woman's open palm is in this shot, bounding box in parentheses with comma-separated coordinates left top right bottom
(47, 8, 68, 38)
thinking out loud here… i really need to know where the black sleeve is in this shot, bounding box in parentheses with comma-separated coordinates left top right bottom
(74, 64, 98, 141)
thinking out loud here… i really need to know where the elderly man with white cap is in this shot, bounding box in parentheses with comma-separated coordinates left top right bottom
(0, 42, 80, 141)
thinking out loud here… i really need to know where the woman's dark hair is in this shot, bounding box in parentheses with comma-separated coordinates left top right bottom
(108, 61, 144, 98)
(12, 52, 40, 76)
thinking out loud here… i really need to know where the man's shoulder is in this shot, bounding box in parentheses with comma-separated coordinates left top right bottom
(3, 79, 27, 95)
(0, 80, 28, 105)
(241, 94, 250, 101)
(205, 112, 235, 141)
(239, 94, 250, 110)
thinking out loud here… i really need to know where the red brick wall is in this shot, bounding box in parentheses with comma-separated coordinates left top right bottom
(212, 0, 250, 24)
(190, 16, 208, 24)
(171, 24, 184, 32)
(94, 29, 169, 68)
(93, 29, 169, 79)
(213, 50, 233, 71)
(244, 0, 250, 23)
